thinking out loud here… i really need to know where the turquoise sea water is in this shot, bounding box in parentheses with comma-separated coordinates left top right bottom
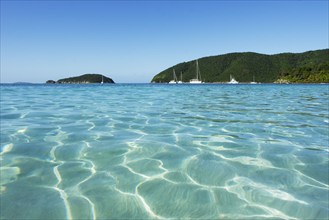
(1, 84, 328, 219)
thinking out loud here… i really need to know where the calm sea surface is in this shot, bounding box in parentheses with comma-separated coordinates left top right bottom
(1, 84, 328, 219)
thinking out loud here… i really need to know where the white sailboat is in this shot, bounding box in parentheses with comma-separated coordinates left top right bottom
(250, 75, 257, 84)
(101, 75, 104, 84)
(177, 71, 183, 84)
(228, 75, 238, 84)
(190, 60, 203, 84)
(169, 69, 178, 84)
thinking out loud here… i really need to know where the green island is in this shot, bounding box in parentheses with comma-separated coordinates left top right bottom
(46, 74, 115, 84)
(151, 49, 329, 83)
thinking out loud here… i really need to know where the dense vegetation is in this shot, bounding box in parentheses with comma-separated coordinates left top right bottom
(278, 61, 329, 83)
(53, 74, 114, 84)
(151, 49, 329, 83)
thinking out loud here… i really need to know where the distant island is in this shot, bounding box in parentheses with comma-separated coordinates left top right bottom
(46, 74, 115, 84)
(151, 49, 329, 83)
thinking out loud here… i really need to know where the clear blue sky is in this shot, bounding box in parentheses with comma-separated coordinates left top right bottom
(1, 0, 328, 83)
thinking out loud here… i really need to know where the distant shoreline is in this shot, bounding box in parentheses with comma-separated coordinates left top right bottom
(2, 82, 328, 86)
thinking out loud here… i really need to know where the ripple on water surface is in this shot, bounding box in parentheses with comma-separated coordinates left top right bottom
(1, 84, 328, 219)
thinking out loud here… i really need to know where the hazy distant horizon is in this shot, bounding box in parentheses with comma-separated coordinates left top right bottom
(1, 1, 328, 83)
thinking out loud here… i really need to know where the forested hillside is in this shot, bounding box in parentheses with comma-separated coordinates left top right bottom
(151, 49, 329, 83)
(55, 74, 114, 84)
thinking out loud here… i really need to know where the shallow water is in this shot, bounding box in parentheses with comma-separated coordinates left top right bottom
(1, 84, 328, 219)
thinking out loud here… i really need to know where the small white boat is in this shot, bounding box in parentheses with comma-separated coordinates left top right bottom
(169, 69, 178, 84)
(228, 75, 238, 84)
(190, 60, 203, 84)
(101, 75, 104, 84)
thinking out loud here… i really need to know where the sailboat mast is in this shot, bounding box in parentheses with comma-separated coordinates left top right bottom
(173, 69, 175, 81)
(198, 62, 201, 82)
(173, 69, 177, 81)
(196, 60, 199, 80)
